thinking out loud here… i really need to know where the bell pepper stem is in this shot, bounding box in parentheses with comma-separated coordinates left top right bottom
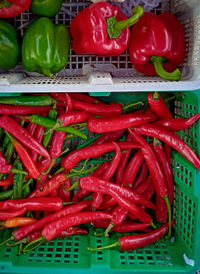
(163, 196, 171, 238)
(107, 6, 144, 39)
(151, 56, 181, 81)
(88, 241, 120, 251)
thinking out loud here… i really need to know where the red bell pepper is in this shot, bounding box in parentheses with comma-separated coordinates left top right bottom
(70, 3, 144, 56)
(129, 12, 185, 81)
(0, 0, 31, 18)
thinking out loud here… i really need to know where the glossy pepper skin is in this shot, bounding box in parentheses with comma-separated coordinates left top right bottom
(70, 3, 144, 56)
(0, 20, 20, 69)
(22, 17, 70, 78)
(129, 12, 183, 81)
(0, 0, 31, 18)
(31, 0, 63, 17)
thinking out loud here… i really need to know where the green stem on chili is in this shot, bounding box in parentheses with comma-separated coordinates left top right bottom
(163, 196, 171, 238)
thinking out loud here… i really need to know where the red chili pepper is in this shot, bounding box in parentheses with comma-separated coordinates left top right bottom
(164, 143, 171, 165)
(29, 173, 67, 198)
(121, 151, 144, 186)
(58, 227, 88, 237)
(154, 113, 200, 131)
(93, 129, 125, 146)
(147, 92, 172, 119)
(88, 112, 157, 133)
(69, 93, 104, 105)
(80, 175, 155, 210)
(129, 129, 171, 236)
(92, 142, 121, 209)
(0, 217, 36, 228)
(0, 197, 63, 212)
(9, 135, 40, 179)
(70, 98, 122, 117)
(64, 93, 73, 113)
(0, 115, 51, 166)
(134, 175, 152, 195)
(42, 211, 112, 241)
(0, 208, 27, 221)
(12, 201, 90, 241)
(30, 125, 45, 163)
(134, 124, 200, 170)
(132, 161, 148, 190)
(50, 131, 66, 159)
(129, 11, 182, 81)
(88, 221, 174, 251)
(0, 150, 12, 173)
(92, 220, 150, 233)
(116, 134, 132, 185)
(58, 179, 71, 202)
(70, 3, 144, 56)
(0, 173, 13, 188)
(59, 111, 89, 126)
(0, 0, 31, 18)
(72, 161, 110, 202)
(61, 142, 141, 170)
(27, 122, 38, 136)
(0, 104, 52, 115)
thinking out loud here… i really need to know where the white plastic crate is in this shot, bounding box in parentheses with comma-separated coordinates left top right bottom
(0, 0, 199, 92)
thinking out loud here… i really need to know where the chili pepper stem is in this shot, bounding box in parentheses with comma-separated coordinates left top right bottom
(64, 181, 79, 191)
(107, 6, 144, 39)
(71, 159, 89, 173)
(151, 56, 181, 81)
(0, 235, 15, 247)
(165, 93, 185, 103)
(60, 147, 69, 157)
(6, 237, 29, 246)
(151, 222, 157, 229)
(122, 102, 144, 112)
(42, 158, 56, 175)
(23, 239, 44, 254)
(163, 196, 172, 238)
(152, 92, 159, 100)
(10, 168, 28, 175)
(88, 241, 120, 251)
(18, 243, 23, 256)
(22, 236, 44, 254)
(0, 1, 11, 8)
(104, 222, 115, 237)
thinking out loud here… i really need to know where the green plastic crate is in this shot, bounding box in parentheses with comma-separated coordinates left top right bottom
(0, 91, 200, 274)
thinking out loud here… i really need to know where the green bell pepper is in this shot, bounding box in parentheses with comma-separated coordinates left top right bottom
(22, 17, 70, 78)
(31, 0, 63, 17)
(0, 20, 20, 70)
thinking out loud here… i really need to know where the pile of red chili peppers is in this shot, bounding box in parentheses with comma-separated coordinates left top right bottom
(0, 91, 199, 254)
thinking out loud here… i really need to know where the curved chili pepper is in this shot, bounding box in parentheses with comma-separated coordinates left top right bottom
(132, 161, 148, 190)
(93, 220, 150, 233)
(0, 105, 52, 115)
(42, 211, 112, 241)
(88, 112, 157, 133)
(147, 92, 172, 119)
(0, 150, 12, 173)
(72, 161, 110, 202)
(8, 134, 40, 179)
(134, 124, 200, 171)
(69, 93, 104, 105)
(129, 128, 171, 236)
(164, 143, 171, 165)
(29, 173, 67, 198)
(92, 142, 121, 209)
(0, 197, 63, 212)
(116, 134, 132, 185)
(0, 217, 36, 228)
(30, 125, 46, 163)
(154, 113, 200, 131)
(61, 142, 141, 170)
(12, 201, 90, 241)
(88, 221, 174, 251)
(50, 131, 66, 159)
(0, 173, 13, 188)
(70, 98, 122, 117)
(80, 175, 155, 209)
(0, 208, 27, 221)
(93, 129, 125, 146)
(0, 115, 51, 165)
(121, 151, 144, 186)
